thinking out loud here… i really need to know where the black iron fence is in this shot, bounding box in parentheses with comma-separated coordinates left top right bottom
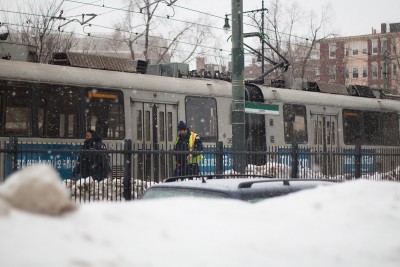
(1, 137, 400, 202)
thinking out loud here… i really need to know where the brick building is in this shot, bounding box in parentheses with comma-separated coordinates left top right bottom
(320, 23, 400, 93)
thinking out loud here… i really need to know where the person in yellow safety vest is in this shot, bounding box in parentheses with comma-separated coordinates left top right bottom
(174, 121, 203, 177)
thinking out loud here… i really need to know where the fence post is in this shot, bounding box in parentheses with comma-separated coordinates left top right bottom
(291, 143, 299, 178)
(355, 145, 361, 179)
(7, 136, 18, 176)
(215, 141, 224, 176)
(123, 139, 132, 200)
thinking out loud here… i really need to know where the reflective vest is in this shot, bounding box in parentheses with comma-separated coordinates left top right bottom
(176, 132, 202, 164)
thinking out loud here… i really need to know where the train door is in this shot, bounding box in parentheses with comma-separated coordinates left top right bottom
(245, 84, 266, 165)
(311, 113, 339, 175)
(131, 101, 177, 182)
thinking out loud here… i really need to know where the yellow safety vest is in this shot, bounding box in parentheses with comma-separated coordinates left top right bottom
(176, 132, 202, 164)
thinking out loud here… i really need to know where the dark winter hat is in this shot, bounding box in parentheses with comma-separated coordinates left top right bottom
(177, 121, 187, 130)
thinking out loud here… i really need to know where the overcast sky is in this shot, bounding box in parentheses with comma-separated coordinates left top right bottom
(2, 0, 399, 36)
(1, 0, 400, 66)
(183, 0, 400, 36)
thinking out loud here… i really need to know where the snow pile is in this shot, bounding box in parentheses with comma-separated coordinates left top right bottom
(0, 178, 400, 267)
(0, 164, 77, 216)
(63, 176, 149, 201)
(223, 162, 325, 179)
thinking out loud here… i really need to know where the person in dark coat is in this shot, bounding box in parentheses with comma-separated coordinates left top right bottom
(174, 121, 203, 177)
(73, 130, 112, 181)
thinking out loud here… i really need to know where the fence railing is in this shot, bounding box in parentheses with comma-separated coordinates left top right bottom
(1, 137, 400, 202)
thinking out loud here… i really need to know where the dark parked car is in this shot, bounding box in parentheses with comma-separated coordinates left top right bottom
(141, 176, 341, 203)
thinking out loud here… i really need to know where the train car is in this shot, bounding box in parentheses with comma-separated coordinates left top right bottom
(248, 83, 400, 174)
(0, 58, 400, 181)
(0, 58, 236, 181)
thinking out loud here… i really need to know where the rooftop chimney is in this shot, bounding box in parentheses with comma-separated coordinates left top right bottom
(381, 23, 387, 33)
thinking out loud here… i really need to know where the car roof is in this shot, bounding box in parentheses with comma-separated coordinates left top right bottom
(143, 177, 341, 199)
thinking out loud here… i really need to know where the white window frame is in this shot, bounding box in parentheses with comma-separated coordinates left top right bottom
(372, 40, 378, 55)
(352, 67, 359, 79)
(329, 44, 336, 59)
(372, 64, 378, 79)
(352, 43, 359, 55)
(362, 42, 368, 54)
(381, 39, 387, 54)
(362, 66, 368, 78)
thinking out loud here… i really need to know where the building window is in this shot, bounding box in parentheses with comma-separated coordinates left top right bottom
(372, 40, 378, 54)
(345, 44, 349, 56)
(393, 64, 397, 77)
(329, 67, 336, 80)
(362, 66, 368, 78)
(362, 42, 368, 54)
(315, 68, 320, 76)
(352, 43, 359, 55)
(352, 67, 359, 79)
(372, 64, 378, 79)
(381, 39, 387, 53)
(329, 44, 336, 58)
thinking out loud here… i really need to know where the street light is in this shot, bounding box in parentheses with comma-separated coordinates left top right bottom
(223, 14, 230, 34)
(223, 1, 267, 81)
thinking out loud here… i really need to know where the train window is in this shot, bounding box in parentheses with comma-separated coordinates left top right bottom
(313, 121, 318, 145)
(382, 112, 399, 145)
(145, 110, 151, 141)
(137, 110, 143, 141)
(0, 81, 31, 136)
(327, 121, 331, 145)
(167, 112, 173, 142)
(37, 85, 79, 138)
(85, 89, 125, 139)
(159, 111, 165, 142)
(343, 110, 399, 146)
(363, 112, 380, 145)
(283, 104, 308, 144)
(185, 97, 217, 142)
(343, 110, 363, 144)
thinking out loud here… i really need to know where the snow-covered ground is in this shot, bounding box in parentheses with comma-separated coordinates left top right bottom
(0, 164, 399, 267)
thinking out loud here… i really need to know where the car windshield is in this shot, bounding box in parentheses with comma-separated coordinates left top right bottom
(142, 187, 229, 199)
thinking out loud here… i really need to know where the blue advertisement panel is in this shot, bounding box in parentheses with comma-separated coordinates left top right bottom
(200, 147, 233, 175)
(277, 147, 311, 169)
(6, 144, 81, 180)
(343, 148, 376, 173)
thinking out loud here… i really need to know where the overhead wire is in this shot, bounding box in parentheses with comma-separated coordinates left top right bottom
(2, 20, 233, 63)
(3, 2, 398, 79)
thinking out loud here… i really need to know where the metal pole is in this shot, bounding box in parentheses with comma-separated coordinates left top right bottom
(383, 50, 388, 90)
(261, 0, 265, 81)
(231, 0, 246, 173)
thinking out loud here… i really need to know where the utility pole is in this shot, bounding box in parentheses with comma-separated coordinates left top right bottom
(261, 0, 265, 78)
(231, 0, 246, 173)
